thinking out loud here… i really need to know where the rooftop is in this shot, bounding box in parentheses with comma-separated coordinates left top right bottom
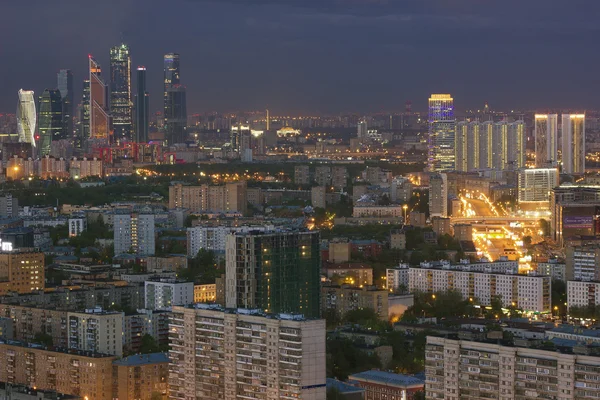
(348, 370, 425, 388)
(326, 378, 365, 394)
(113, 352, 169, 366)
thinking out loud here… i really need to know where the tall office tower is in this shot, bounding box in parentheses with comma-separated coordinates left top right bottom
(16, 89, 36, 146)
(428, 94, 455, 171)
(37, 89, 63, 156)
(508, 120, 526, 169)
(169, 305, 326, 400)
(110, 44, 132, 140)
(467, 121, 480, 170)
(164, 53, 187, 144)
(135, 66, 149, 143)
(57, 69, 73, 137)
(535, 114, 558, 167)
(89, 56, 111, 142)
(114, 213, 155, 255)
(491, 121, 509, 170)
(78, 79, 91, 143)
(562, 114, 585, 174)
(225, 230, 321, 318)
(455, 121, 468, 172)
(429, 173, 448, 217)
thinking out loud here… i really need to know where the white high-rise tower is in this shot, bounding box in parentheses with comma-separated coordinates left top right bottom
(535, 114, 558, 167)
(17, 89, 36, 146)
(561, 114, 585, 174)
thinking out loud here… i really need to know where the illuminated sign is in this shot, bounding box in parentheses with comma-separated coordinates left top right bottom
(0, 239, 13, 252)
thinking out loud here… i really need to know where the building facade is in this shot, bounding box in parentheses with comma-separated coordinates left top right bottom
(168, 305, 326, 400)
(114, 213, 155, 255)
(535, 114, 558, 167)
(562, 114, 585, 174)
(110, 43, 132, 140)
(38, 89, 63, 155)
(144, 280, 194, 310)
(428, 94, 455, 171)
(0, 251, 45, 296)
(225, 230, 321, 318)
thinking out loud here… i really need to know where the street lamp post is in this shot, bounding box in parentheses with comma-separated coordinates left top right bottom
(403, 204, 408, 225)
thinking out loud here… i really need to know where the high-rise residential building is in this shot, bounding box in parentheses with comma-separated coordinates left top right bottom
(517, 168, 559, 204)
(565, 245, 600, 281)
(114, 353, 169, 400)
(428, 94, 455, 171)
(168, 182, 247, 214)
(294, 165, 310, 185)
(0, 194, 19, 218)
(168, 304, 326, 400)
(67, 308, 124, 356)
(37, 89, 63, 156)
(136, 66, 149, 143)
(535, 114, 558, 167)
(0, 341, 116, 399)
(110, 44, 132, 140)
(57, 69, 73, 137)
(562, 114, 586, 174)
(457, 120, 525, 172)
(186, 225, 274, 257)
(429, 173, 448, 218)
(114, 213, 155, 255)
(426, 336, 600, 400)
(357, 119, 367, 138)
(164, 53, 187, 144)
(225, 230, 321, 318)
(16, 89, 36, 146)
(89, 56, 111, 142)
(0, 250, 45, 296)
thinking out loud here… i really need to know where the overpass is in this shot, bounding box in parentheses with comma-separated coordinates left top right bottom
(450, 216, 540, 227)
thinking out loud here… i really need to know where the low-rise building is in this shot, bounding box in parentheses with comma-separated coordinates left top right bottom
(453, 224, 473, 241)
(348, 370, 424, 400)
(323, 263, 373, 286)
(0, 250, 45, 296)
(431, 217, 452, 236)
(193, 283, 216, 303)
(390, 230, 406, 250)
(146, 255, 188, 273)
(387, 264, 410, 292)
(353, 205, 403, 218)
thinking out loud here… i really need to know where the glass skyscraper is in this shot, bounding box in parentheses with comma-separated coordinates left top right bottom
(89, 56, 111, 142)
(428, 94, 455, 171)
(38, 89, 63, 156)
(136, 66, 149, 143)
(164, 53, 187, 144)
(17, 89, 36, 146)
(57, 69, 73, 138)
(110, 44, 132, 140)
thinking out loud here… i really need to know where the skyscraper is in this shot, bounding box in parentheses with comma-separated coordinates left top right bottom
(78, 79, 91, 144)
(38, 89, 63, 156)
(455, 121, 468, 172)
(110, 44, 132, 140)
(57, 69, 73, 137)
(535, 114, 558, 167)
(428, 94, 455, 171)
(135, 67, 149, 143)
(16, 89, 36, 146)
(164, 53, 187, 144)
(508, 120, 526, 169)
(562, 114, 585, 174)
(89, 56, 111, 142)
(225, 229, 321, 318)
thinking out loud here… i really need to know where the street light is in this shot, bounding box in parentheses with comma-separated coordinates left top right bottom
(403, 204, 408, 224)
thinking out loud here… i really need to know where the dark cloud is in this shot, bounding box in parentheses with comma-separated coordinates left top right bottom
(0, 0, 599, 114)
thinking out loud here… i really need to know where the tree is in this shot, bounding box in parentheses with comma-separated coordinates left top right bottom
(140, 334, 160, 354)
(552, 279, 567, 316)
(33, 332, 53, 347)
(326, 387, 342, 400)
(523, 236, 532, 247)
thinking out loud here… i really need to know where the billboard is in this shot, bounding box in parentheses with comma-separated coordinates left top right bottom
(563, 215, 594, 229)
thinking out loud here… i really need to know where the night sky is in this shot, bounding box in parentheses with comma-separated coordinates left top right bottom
(2, 0, 599, 114)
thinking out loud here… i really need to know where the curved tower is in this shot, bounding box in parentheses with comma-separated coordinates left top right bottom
(17, 89, 36, 147)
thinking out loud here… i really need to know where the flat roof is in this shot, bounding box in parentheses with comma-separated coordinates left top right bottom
(348, 370, 424, 388)
(113, 352, 169, 366)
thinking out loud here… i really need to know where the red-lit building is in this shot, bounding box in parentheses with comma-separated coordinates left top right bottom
(348, 370, 424, 400)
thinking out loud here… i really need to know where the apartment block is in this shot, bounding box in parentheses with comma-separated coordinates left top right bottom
(0, 250, 45, 296)
(186, 224, 274, 257)
(225, 230, 321, 318)
(67, 308, 124, 357)
(145, 280, 194, 310)
(168, 182, 247, 214)
(426, 336, 600, 400)
(0, 341, 116, 399)
(168, 305, 326, 400)
(114, 213, 155, 256)
(0, 304, 68, 347)
(565, 245, 600, 281)
(146, 255, 188, 273)
(408, 261, 550, 313)
(113, 353, 169, 400)
(387, 265, 410, 292)
(294, 165, 310, 185)
(331, 166, 348, 190)
(194, 283, 216, 303)
(321, 285, 389, 320)
(314, 165, 332, 186)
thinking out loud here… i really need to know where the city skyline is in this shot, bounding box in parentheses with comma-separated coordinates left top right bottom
(1, 0, 600, 114)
